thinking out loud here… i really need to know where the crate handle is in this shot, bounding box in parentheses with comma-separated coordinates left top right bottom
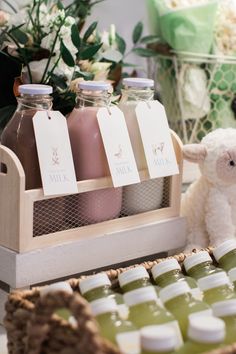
(0, 144, 25, 184)
(24, 291, 119, 354)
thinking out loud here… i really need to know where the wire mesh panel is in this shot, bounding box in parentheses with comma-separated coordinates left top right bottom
(33, 177, 171, 237)
(155, 53, 236, 144)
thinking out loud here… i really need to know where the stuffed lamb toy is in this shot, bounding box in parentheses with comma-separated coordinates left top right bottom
(181, 128, 236, 251)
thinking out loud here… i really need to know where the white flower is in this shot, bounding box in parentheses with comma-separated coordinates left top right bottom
(22, 58, 53, 83)
(90, 62, 112, 81)
(0, 10, 9, 26)
(215, 0, 236, 55)
(100, 30, 110, 50)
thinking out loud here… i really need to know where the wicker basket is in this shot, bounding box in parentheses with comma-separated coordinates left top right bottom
(4, 249, 236, 354)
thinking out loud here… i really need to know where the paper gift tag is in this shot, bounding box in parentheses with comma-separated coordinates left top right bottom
(135, 101, 179, 178)
(97, 106, 140, 187)
(33, 111, 77, 196)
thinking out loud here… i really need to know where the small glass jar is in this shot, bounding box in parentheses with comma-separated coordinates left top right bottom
(67, 81, 122, 224)
(118, 266, 152, 293)
(183, 251, 223, 280)
(213, 240, 236, 272)
(118, 78, 164, 215)
(140, 325, 178, 354)
(1, 84, 53, 189)
(197, 272, 236, 305)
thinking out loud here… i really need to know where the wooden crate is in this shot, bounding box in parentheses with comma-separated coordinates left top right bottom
(0, 130, 184, 253)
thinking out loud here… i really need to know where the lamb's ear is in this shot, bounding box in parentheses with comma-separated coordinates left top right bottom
(182, 144, 207, 163)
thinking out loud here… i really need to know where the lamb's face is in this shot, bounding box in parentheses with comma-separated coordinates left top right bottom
(200, 129, 236, 186)
(215, 147, 236, 184)
(183, 129, 236, 186)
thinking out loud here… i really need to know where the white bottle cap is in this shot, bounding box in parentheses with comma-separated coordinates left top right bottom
(122, 77, 154, 88)
(212, 299, 236, 317)
(197, 272, 230, 292)
(78, 80, 111, 91)
(79, 273, 111, 295)
(19, 84, 53, 95)
(151, 259, 181, 279)
(90, 297, 118, 316)
(188, 316, 225, 343)
(118, 266, 150, 287)
(140, 325, 177, 352)
(184, 251, 213, 272)
(213, 239, 236, 262)
(159, 281, 190, 304)
(124, 286, 158, 307)
(40, 281, 73, 297)
(228, 267, 236, 282)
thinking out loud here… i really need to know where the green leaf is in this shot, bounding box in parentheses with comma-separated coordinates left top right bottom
(140, 35, 160, 44)
(11, 27, 28, 45)
(79, 43, 102, 60)
(71, 24, 81, 48)
(83, 21, 97, 42)
(132, 21, 143, 44)
(60, 41, 75, 67)
(50, 74, 68, 90)
(132, 47, 157, 57)
(102, 49, 123, 63)
(115, 33, 126, 55)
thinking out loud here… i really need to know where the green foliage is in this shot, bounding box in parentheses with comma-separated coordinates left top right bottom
(79, 43, 103, 60)
(60, 41, 75, 67)
(132, 21, 143, 44)
(83, 21, 98, 41)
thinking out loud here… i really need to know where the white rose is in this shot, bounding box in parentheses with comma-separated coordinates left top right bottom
(0, 10, 9, 26)
(22, 58, 53, 84)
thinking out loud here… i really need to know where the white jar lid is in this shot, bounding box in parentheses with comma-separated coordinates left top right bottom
(212, 299, 236, 317)
(124, 286, 157, 307)
(118, 266, 149, 287)
(78, 80, 111, 91)
(197, 272, 230, 292)
(184, 251, 213, 272)
(79, 273, 111, 294)
(188, 316, 225, 343)
(140, 325, 177, 352)
(159, 281, 190, 304)
(122, 77, 154, 88)
(90, 297, 118, 316)
(213, 239, 236, 261)
(228, 267, 236, 282)
(19, 84, 53, 95)
(151, 259, 181, 279)
(40, 281, 73, 297)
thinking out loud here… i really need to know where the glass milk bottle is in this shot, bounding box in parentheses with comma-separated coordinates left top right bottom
(183, 251, 223, 280)
(118, 78, 164, 215)
(67, 81, 122, 224)
(1, 84, 53, 189)
(213, 240, 236, 272)
(90, 297, 140, 354)
(212, 299, 236, 344)
(175, 316, 225, 354)
(140, 325, 178, 354)
(1, 84, 65, 235)
(228, 268, 236, 290)
(197, 272, 236, 305)
(159, 281, 212, 340)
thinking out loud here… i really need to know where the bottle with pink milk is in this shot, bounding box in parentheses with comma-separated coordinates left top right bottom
(67, 81, 122, 225)
(118, 78, 164, 215)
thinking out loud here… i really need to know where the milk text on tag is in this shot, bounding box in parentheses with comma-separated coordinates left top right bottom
(135, 101, 179, 179)
(97, 106, 140, 187)
(33, 111, 77, 196)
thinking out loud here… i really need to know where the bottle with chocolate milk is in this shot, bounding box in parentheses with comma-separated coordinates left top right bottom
(1, 84, 65, 236)
(67, 81, 122, 225)
(1, 84, 53, 189)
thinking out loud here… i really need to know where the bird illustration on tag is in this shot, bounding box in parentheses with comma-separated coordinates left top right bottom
(152, 142, 165, 155)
